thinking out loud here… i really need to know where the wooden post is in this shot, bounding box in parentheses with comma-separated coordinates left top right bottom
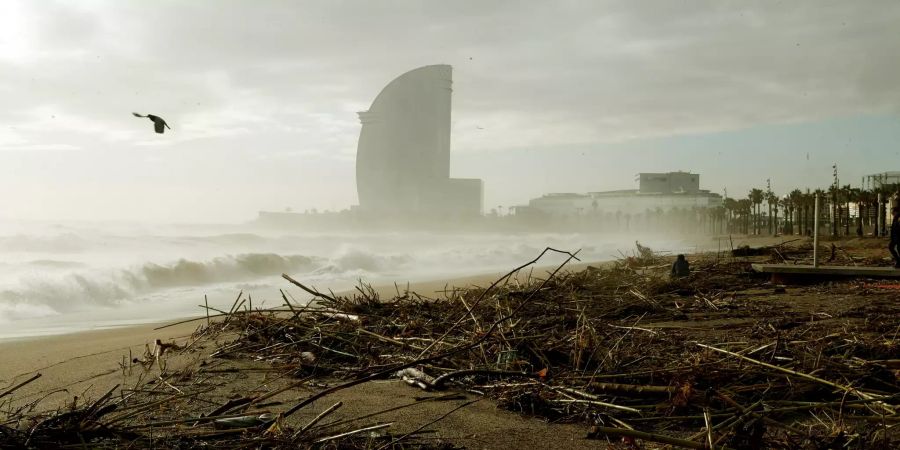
(813, 193, 820, 268)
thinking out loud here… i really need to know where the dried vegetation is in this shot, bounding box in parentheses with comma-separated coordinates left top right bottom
(1, 242, 898, 449)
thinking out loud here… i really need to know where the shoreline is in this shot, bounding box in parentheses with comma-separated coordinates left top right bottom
(0, 233, 794, 342)
(2, 235, 893, 449)
(0, 234, 799, 345)
(0, 235, 799, 406)
(0, 259, 590, 388)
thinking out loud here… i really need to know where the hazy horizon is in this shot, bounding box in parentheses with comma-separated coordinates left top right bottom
(2, 1, 899, 223)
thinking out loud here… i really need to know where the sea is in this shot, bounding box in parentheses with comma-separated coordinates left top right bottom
(0, 219, 697, 339)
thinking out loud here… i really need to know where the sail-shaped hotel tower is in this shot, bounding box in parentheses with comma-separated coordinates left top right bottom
(356, 65, 483, 217)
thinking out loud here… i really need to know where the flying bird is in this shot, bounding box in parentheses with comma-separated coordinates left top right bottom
(132, 112, 171, 134)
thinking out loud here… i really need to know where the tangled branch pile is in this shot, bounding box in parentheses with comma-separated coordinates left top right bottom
(2, 245, 897, 449)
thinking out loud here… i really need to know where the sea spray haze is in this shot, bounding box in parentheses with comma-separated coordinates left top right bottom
(0, 219, 692, 338)
(2, 2, 898, 337)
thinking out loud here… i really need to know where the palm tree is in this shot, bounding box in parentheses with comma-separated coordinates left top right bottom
(772, 197, 780, 235)
(858, 189, 874, 235)
(799, 191, 809, 236)
(723, 197, 738, 233)
(711, 206, 726, 234)
(788, 189, 803, 235)
(749, 189, 764, 235)
(841, 184, 852, 236)
(737, 199, 752, 234)
(827, 185, 839, 237)
(766, 191, 779, 235)
(801, 191, 813, 236)
(812, 188, 826, 236)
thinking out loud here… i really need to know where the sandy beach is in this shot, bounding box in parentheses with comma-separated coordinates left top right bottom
(6, 2, 900, 446)
(5, 235, 891, 449)
(0, 256, 617, 450)
(0, 235, 782, 408)
(0, 254, 610, 399)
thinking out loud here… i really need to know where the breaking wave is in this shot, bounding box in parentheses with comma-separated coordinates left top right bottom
(0, 253, 321, 319)
(0, 226, 683, 330)
(312, 247, 412, 275)
(139, 253, 318, 289)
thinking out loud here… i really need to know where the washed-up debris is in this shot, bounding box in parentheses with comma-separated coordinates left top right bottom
(1, 243, 897, 449)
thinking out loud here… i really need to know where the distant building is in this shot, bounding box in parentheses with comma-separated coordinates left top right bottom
(257, 65, 481, 228)
(355, 65, 483, 217)
(864, 171, 900, 190)
(638, 172, 700, 194)
(519, 171, 722, 217)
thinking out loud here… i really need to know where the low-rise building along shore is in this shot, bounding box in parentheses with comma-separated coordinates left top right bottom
(517, 171, 723, 218)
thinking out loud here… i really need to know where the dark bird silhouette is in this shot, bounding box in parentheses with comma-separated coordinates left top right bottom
(132, 112, 171, 134)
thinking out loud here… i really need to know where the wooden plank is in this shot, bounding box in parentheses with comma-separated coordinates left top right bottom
(751, 264, 900, 278)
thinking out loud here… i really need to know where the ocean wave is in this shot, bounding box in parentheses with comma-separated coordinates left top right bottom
(0, 232, 675, 326)
(139, 254, 318, 289)
(0, 302, 59, 321)
(27, 260, 88, 269)
(0, 233, 89, 253)
(0, 253, 321, 319)
(331, 247, 411, 272)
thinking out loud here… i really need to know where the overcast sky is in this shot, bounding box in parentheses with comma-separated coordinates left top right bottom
(1, 0, 899, 222)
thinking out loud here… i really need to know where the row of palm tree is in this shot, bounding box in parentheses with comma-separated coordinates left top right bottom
(507, 182, 897, 237)
(720, 183, 899, 237)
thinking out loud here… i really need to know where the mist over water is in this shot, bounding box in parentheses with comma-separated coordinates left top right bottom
(0, 219, 698, 339)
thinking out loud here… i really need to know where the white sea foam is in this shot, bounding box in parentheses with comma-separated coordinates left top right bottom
(0, 221, 693, 337)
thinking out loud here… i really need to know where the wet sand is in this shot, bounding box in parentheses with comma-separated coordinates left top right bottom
(0, 261, 615, 450)
(0, 235, 789, 398)
(0, 235, 799, 449)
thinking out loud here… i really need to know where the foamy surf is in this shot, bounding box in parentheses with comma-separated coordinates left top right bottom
(0, 221, 696, 338)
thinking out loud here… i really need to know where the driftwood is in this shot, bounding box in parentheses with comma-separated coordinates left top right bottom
(2, 243, 897, 449)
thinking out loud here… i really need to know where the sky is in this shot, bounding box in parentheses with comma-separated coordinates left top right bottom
(1, 0, 899, 223)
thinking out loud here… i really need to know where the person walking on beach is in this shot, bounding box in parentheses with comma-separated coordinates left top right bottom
(671, 254, 690, 278)
(890, 207, 900, 268)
